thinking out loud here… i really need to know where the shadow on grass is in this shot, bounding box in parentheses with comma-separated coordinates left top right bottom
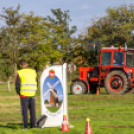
(0, 123, 31, 129)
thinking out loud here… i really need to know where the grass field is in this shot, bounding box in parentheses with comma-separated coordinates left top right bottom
(1, 83, 134, 134)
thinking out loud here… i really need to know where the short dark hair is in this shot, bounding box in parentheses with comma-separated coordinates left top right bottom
(20, 59, 28, 66)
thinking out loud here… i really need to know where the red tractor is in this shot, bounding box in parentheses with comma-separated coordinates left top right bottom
(70, 45, 134, 95)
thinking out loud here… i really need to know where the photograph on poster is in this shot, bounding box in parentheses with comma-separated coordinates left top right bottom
(43, 75, 63, 112)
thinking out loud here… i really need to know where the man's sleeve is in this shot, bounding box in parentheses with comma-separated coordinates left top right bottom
(15, 73, 20, 95)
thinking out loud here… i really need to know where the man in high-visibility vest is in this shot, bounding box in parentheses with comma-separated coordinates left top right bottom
(15, 59, 38, 129)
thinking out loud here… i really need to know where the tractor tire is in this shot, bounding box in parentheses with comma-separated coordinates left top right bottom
(70, 81, 88, 95)
(104, 70, 129, 95)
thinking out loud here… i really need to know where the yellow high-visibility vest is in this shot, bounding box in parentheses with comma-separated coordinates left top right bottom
(17, 69, 37, 96)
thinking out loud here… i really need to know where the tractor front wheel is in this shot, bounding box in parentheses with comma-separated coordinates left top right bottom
(70, 81, 88, 95)
(105, 70, 129, 95)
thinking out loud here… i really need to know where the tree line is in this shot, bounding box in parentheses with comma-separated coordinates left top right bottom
(0, 3, 134, 91)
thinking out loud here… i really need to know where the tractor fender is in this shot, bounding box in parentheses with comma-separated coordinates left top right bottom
(123, 67, 132, 79)
(72, 78, 90, 90)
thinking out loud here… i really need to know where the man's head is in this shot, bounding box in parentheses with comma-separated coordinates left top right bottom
(20, 59, 28, 69)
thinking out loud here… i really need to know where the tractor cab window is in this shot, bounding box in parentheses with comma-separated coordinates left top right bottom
(113, 51, 124, 66)
(126, 52, 133, 67)
(101, 52, 111, 65)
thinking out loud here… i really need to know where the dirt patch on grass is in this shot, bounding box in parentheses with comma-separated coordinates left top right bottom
(0, 96, 19, 99)
(69, 95, 134, 101)
(0, 102, 19, 108)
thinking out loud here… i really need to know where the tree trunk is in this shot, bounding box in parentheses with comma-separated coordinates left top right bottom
(14, 63, 17, 76)
(7, 78, 11, 92)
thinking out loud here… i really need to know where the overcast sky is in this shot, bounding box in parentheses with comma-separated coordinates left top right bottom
(0, 0, 134, 37)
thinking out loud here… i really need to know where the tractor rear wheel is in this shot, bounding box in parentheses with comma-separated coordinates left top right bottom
(105, 70, 129, 95)
(70, 81, 88, 95)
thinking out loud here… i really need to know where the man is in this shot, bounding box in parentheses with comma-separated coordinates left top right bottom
(113, 52, 124, 66)
(15, 59, 38, 129)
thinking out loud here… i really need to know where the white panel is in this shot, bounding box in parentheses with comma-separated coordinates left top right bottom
(40, 64, 68, 127)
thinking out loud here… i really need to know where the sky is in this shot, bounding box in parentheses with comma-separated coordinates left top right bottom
(0, 0, 134, 37)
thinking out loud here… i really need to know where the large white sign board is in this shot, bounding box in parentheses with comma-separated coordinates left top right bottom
(40, 63, 68, 127)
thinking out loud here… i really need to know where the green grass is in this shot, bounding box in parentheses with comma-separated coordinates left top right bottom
(1, 83, 134, 133)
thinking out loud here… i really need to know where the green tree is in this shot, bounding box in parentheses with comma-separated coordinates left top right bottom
(21, 9, 76, 73)
(85, 4, 134, 47)
(44, 8, 77, 64)
(20, 12, 64, 74)
(19, 13, 50, 72)
(0, 5, 27, 75)
(69, 37, 98, 66)
(0, 58, 14, 92)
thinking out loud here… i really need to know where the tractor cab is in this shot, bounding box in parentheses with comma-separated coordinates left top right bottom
(100, 46, 134, 78)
